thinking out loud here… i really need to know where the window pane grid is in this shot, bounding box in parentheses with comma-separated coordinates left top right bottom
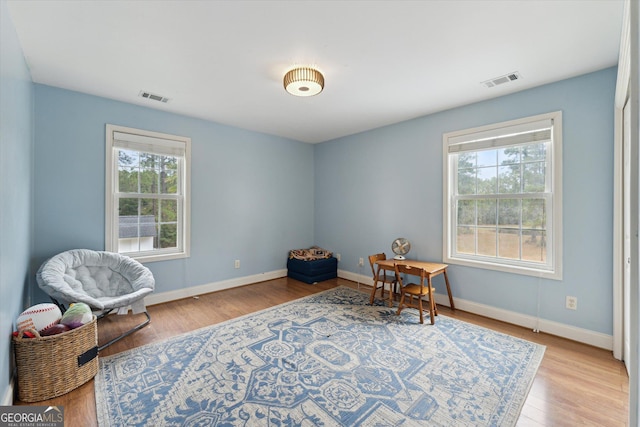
(116, 195, 183, 254)
(452, 140, 551, 268)
(453, 194, 550, 266)
(117, 150, 181, 195)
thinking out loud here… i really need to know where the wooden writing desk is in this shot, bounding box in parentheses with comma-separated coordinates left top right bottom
(370, 259, 455, 310)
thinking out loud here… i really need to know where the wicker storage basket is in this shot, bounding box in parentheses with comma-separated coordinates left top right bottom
(13, 316, 98, 402)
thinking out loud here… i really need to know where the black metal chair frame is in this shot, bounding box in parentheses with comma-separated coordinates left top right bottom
(50, 297, 151, 352)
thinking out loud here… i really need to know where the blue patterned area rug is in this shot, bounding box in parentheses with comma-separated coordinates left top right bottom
(95, 286, 545, 426)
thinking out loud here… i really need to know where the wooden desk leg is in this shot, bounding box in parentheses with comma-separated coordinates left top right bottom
(444, 269, 455, 310)
(427, 276, 436, 324)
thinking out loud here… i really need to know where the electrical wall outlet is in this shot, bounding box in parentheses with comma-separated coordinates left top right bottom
(358, 257, 364, 266)
(336, 253, 341, 262)
(234, 259, 240, 269)
(566, 296, 577, 310)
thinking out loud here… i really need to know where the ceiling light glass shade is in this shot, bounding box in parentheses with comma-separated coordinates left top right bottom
(283, 67, 324, 97)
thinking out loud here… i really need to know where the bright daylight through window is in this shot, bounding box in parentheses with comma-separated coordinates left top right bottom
(443, 112, 562, 279)
(105, 125, 190, 262)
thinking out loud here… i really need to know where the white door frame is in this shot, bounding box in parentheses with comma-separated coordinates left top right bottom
(623, 99, 631, 371)
(613, 1, 638, 425)
(613, 0, 630, 363)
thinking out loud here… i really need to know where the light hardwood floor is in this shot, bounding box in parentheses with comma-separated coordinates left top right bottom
(16, 277, 629, 426)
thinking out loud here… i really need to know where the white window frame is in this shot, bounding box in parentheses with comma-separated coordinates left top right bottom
(105, 124, 191, 262)
(442, 111, 563, 280)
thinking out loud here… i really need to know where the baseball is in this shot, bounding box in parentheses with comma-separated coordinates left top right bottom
(16, 303, 62, 333)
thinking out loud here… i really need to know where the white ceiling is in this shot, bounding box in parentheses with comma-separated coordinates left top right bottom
(7, 1, 624, 143)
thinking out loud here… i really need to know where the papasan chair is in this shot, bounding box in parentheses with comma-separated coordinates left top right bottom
(36, 249, 155, 351)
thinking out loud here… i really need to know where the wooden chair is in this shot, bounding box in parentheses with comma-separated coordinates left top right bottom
(394, 263, 437, 324)
(368, 253, 398, 306)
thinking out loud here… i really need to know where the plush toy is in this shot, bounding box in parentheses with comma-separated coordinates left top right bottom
(40, 323, 71, 336)
(60, 302, 92, 328)
(16, 303, 62, 333)
(12, 330, 36, 338)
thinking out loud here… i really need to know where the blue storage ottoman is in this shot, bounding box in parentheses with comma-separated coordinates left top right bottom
(287, 257, 338, 284)
(287, 246, 338, 284)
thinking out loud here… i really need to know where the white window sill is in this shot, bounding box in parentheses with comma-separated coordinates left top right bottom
(443, 255, 562, 280)
(122, 251, 189, 264)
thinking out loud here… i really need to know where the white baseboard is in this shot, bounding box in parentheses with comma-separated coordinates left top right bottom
(145, 269, 287, 306)
(337, 269, 613, 350)
(2, 378, 14, 406)
(446, 295, 613, 350)
(145, 268, 612, 350)
(337, 269, 373, 287)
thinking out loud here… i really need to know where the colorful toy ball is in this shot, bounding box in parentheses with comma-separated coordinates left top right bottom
(16, 303, 62, 333)
(60, 302, 92, 327)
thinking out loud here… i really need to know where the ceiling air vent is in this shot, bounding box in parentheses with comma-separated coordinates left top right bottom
(138, 90, 171, 103)
(482, 72, 521, 88)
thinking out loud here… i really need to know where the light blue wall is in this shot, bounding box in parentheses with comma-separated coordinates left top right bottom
(315, 68, 616, 335)
(0, 0, 33, 403)
(32, 85, 315, 302)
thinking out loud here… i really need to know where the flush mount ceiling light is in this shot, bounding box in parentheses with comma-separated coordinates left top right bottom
(283, 67, 324, 97)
